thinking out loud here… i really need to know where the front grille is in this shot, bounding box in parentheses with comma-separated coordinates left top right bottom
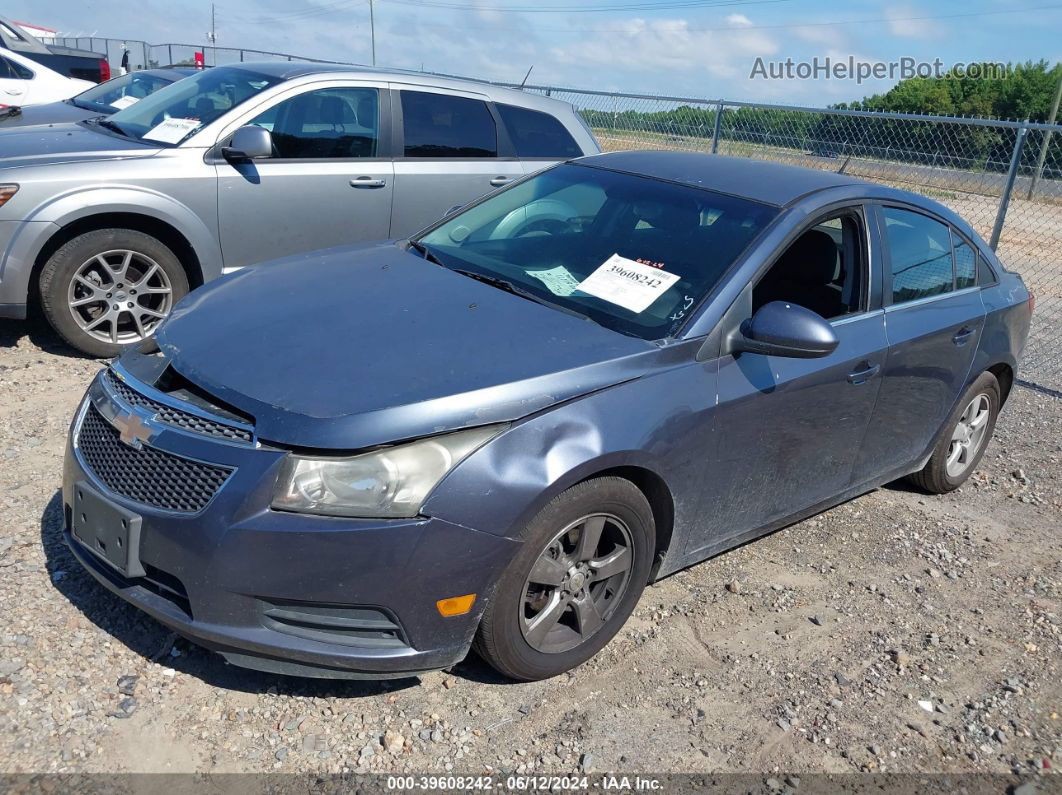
(104, 370, 253, 444)
(77, 405, 233, 513)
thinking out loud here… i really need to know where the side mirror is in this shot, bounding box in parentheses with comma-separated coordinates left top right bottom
(222, 126, 273, 162)
(733, 301, 839, 359)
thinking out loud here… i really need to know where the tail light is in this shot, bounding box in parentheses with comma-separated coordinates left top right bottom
(99, 58, 111, 83)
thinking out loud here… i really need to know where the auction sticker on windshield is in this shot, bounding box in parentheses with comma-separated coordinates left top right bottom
(109, 95, 140, 110)
(528, 266, 581, 297)
(142, 117, 201, 144)
(576, 253, 679, 313)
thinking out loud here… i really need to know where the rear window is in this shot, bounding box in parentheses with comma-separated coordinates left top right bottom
(401, 90, 497, 158)
(497, 103, 582, 158)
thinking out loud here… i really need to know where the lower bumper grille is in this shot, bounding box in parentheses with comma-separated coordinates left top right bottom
(77, 405, 233, 513)
(260, 600, 408, 649)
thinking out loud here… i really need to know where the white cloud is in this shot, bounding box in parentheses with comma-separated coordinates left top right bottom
(885, 4, 934, 39)
(726, 14, 753, 27)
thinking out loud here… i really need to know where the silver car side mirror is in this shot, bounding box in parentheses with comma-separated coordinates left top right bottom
(222, 126, 273, 162)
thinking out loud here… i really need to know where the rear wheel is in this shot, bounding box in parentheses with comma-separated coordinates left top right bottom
(907, 371, 1000, 494)
(39, 228, 188, 358)
(474, 477, 654, 681)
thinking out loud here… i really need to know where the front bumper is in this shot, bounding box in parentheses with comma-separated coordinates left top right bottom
(62, 372, 520, 679)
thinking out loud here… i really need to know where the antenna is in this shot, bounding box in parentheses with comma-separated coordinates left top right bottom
(519, 64, 534, 89)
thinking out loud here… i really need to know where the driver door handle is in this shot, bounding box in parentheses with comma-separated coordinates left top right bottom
(489, 176, 513, 187)
(847, 362, 880, 385)
(350, 177, 386, 188)
(952, 326, 976, 346)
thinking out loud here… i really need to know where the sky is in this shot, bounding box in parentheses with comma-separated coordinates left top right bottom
(9, 0, 1062, 105)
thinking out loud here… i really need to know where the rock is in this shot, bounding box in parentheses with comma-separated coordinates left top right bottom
(359, 743, 376, 761)
(0, 660, 24, 677)
(579, 753, 593, 773)
(890, 649, 910, 667)
(917, 700, 934, 712)
(776, 718, 791, 732)
(383, 729, 404, 755)
(116, 675, 139, 696)
(726, 581, 741, 594)
(809, 615, 823, 626)
(834, 672, 851, 687)
(275, 747, 288, 761)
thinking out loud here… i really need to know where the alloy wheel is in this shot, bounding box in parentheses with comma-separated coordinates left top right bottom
(946, 393, 992, 478)
(67, 249, 174, 345)
(520, 513, 635, 654)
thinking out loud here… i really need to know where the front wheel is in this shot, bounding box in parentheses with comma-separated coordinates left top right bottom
(907, 371, 1000, 494)
(474, 477, 654, 681)
(39, 228, 189, 358)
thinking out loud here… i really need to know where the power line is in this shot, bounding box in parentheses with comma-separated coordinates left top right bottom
(387, 0, 789, 11)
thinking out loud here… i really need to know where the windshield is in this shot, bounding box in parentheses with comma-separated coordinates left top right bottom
(102, 66, 281, 145)
(417, 163, 777, 339)
(71, 71, 180, 114)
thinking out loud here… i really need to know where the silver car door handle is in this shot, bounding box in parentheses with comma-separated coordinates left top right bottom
(846, 362, 880, 385)
(489, 177, 513, 187)
(350, 177, 386, 188)
(3, 89, 19, 95)
(952, 326, 976, 346)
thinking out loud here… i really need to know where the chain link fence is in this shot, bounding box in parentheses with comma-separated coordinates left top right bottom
(50, 38, 1062, 391)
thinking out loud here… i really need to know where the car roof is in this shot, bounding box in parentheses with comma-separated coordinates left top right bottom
(578, 151, 867, 207)
(229, 61, 574, 113)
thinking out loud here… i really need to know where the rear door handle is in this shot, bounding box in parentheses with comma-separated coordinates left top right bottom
(952, 326, 976, 346)
(489, 177, 513, 187)
(350, 177, 386, 188)
(847, 362, 880, 385)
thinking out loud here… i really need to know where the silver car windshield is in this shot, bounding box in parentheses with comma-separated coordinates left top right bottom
(416, 163, 777, 340)
(100, 66, 281, 145)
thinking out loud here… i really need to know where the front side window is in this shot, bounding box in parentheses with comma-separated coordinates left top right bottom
(753, 212, 865, 320)
(496, 103, 582, 158)
(401, 90, 497, 158)
(883, 207, 954, 304)
(247, 87, 379, 159)
(101, 66, 282, 145)
(416, 163, 776, 339)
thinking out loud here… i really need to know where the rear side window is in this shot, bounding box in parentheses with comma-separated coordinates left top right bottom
(401, 90, 497, 158)
(883, 207, 954, 303)
(496, 103, 582, 158)
(953, 236, 977, 289)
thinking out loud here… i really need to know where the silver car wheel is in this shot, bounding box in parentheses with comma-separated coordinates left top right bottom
(520, 513, 635, 654)
(67, 249, 174, 345)
(945, 393, 992, 478)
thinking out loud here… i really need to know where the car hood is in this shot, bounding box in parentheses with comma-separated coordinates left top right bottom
(155, 243, 661, 450)
(0, 101, 98, 130)
(0, 122, 159, 169)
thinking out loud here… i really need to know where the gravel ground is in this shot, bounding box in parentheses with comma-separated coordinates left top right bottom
(0, 317, 1059, 784)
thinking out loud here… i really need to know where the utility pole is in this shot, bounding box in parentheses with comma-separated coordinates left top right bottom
(1027, 68, 1062, 199)
(369, 0, 376, 67)
(205, 2, 217, 67)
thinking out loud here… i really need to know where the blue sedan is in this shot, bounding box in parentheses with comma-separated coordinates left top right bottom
(63, 152, 1032, 681)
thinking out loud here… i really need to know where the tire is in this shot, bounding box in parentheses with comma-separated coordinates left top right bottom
(907, 371, 1000, 494)
(474, 477, 655, 681)
(39, 228, 189, 358)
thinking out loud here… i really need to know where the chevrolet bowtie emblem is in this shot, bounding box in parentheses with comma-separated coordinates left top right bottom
(112, 409, 157, 450)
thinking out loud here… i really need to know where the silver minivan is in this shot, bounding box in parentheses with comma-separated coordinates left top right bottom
(0, 62, 599, 355)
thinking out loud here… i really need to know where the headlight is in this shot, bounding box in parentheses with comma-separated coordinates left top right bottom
(0, 185, 18, 208)
(271, 424, 507, 518)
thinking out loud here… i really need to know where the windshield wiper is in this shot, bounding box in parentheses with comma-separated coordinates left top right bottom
(93, 118, 129, 138)
(406, 239, 443, 266)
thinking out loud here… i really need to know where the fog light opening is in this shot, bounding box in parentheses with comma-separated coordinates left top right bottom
(436, 594, 476, 617)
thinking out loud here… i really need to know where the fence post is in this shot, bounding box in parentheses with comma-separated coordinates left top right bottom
(989, 124, 1028, 251)
(711, 100, 724, 154)
(168, 44, 173, 65)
